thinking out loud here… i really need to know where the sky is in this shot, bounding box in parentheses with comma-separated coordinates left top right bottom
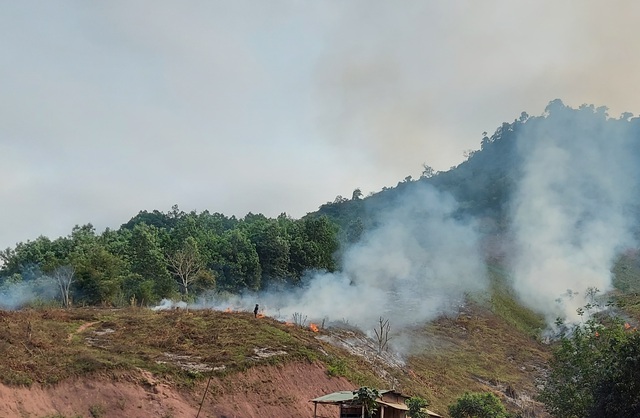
(2, 1, 640, 250)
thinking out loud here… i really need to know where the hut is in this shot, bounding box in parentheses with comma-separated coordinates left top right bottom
(310, 389, 442, 418)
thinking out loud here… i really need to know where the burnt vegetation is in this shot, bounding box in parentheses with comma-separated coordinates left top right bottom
(3, 101, 640, 416)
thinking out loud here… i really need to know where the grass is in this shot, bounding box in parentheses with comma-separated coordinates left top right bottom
(391, 265, 551, 414)
(399, 302, 550, 414)
(484, 264, 546, 336)
(0, 307, 381, 389)
(0, 273, 550, 416)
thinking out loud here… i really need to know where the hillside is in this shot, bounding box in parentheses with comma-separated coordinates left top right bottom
(4, 258, 640, 417)
(3, 100, 640, 417)
(0, 268, 559, 418)
(2, 252, 640, 417)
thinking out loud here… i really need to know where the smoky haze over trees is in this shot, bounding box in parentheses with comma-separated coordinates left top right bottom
(2, 100, 640, 333)
(315, 100, 640, 326)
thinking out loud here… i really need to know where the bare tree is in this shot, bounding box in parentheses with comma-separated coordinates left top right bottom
(167, 237, 202, 296)
(374, 316, 391, 354)
(53, 265, 75, 308)
(292, 312, 308, 328)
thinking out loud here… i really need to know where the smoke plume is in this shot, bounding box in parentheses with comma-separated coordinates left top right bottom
(0, 274, 59, 310)
(509, 101, 640, 323)
(202, 184, 488, 343)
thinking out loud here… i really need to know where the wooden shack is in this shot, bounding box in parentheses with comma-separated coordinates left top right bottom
(310, 389, 442, 418)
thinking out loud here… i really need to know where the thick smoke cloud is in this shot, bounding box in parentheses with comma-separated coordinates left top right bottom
(509, 102, 640, 323)
(204, 184, 488, 335)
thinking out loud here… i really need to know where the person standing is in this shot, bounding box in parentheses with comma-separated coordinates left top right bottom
(254, 304, 259, 318)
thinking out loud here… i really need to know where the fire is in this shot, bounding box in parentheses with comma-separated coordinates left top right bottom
(625, 323, 632, 330)
(224, 307, 232, 313)
(284, 322, 294, 327)
(256, 313, 265, 318)
(309, 323, 319, 332)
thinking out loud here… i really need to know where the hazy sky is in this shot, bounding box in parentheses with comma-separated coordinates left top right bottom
(2, 1, 640, 250)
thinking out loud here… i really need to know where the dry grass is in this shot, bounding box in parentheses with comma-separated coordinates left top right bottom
(400, 303, 550, 414)
(7, 265, 621, 417)
(0, 307, 382, 389)
(0, 288, 552, 416)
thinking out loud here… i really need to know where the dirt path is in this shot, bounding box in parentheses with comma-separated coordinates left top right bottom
(67, 321, 99, 342)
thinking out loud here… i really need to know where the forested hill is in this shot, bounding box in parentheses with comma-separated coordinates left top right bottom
(314, 99, 640, 240)
(2, 99, 640, 308)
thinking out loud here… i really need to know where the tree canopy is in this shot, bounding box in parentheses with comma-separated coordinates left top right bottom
(0, 209, 339, 307)
(448, 392, 508, 418)
(539, 313, 640, 418)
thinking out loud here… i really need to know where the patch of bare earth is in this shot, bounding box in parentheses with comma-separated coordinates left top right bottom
(0, 362, 352, 418)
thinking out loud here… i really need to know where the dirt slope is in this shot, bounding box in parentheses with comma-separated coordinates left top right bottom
(0, 362, 351, 418)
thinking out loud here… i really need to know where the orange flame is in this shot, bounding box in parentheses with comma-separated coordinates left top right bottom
(309, 323, 319, 332)
(625, 323, 632, 330)
(256, 313, 265, 318)
(284, 322, 294, 327)
(224, 308, 232, 313)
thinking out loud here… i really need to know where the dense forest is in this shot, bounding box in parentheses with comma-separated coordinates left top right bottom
(0, 208, 337, 306)
(2, 99, 640, 309)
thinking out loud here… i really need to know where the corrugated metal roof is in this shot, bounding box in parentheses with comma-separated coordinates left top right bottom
(311, 391, 357, 404)
(378, 400, 409, 411)
(312, 391, 410, 412)
(424, 408, 444, 418)
(311, 389, 400, 404)
(311, 390, 443, 417)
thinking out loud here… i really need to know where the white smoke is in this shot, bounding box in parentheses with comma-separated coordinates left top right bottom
(0, 275, 59, 310)
(509, 102, 640, 323)
(199, 184, 488, 338)
(152, 298, 188, 311)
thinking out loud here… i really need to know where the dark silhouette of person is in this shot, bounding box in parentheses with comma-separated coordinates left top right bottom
(254, 304, 259, 318)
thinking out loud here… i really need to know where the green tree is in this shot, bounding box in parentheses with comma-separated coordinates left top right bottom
(71, 243, 126, 305)
(539, 314, 640, 418)
(129, 223, 175, 303)
(353, 387, 379, 418)
(216, 229, 261, 291)
(65, 224, 126, 305)
(406, 396, 429, 418)
(0, 235, 70, 277)
(242, 216, 290, 286)
(448, 392, 507, 418)
(590, 331, 640, 417)
(287, 216, 338, 282)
